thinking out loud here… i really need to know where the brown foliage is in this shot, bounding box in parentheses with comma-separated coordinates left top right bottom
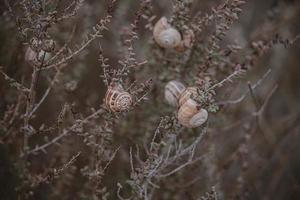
(0, 0, 300, 199)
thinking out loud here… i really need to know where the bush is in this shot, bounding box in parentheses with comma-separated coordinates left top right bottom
(1, 0, 300, 199)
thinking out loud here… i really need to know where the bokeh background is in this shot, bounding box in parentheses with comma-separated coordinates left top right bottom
(1, 0, 300, 199)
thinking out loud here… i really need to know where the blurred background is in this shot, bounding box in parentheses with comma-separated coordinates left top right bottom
(1, 0, 300, 199)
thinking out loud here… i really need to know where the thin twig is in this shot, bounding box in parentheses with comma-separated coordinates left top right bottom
(217, 69, 272, 105)
(157, 155, 204, 178)
(208, 69, 246, 91)
(24, 108, 106, 156)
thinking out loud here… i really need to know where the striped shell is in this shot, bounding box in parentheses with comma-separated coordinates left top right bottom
(105, 84, 133, 112)
(25, 47, 51, 67)
(178, 99, 208, 128)
(164, 80, 186, 107)
(178, 87, 198, 107)
(175, 28, 195, 52)
(153, 17, 182, 49)
(42, 39, 55, 52)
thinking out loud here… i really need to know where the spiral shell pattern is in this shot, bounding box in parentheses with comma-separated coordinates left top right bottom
(165, 80, 186, 107)
(105, 84, 133, 112)
(178, 99, 208, 128)
(153, 17, 182, 49)
(178, 87, 198, 107)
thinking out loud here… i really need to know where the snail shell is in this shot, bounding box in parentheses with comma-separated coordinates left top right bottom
(178, 87, 198, 107)
(182, 29, 195, 48)
(42, 39, 55, 52)
(178, 99, 208, 128)
(30, 37, 41, 52)
(175, 28, 195, 52)
(25, 47, 51, 67)
(105, 84, 133, 112)
(164, 80, 186, 107)
(153, 17, 182, 49)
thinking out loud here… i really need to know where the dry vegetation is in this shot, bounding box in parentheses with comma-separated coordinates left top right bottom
(0, 0, 300, 199)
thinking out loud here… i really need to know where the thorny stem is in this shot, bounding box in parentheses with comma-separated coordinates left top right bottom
(130, 147, 134, 173)
(23, 51, 46, 154)
(44, 25, 77, 66)
(248, 82, 260, 110)
(42, 34, 101, 70)
(42, 15, 111, 71)
(217, 69, 272, 105)
(150, 118, 164, 152)
(252, 84, 278, 144)
(103, 147, 120, 172)
(208, 69, 245, 91)
(157, 155, 205, 178)
(28, 67, 62, 118)
(0, 69, 30, 92)
(31, 151, 81, 187)
(23, 108, 106, 157)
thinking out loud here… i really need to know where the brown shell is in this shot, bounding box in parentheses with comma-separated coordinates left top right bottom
(153, 17, 182, 49)
(153, 17, 171, 39)
(175, 29, 195, 52)
(105, 84, 133, 112)
(25, 47, 38, 66)
(182, 29, 195, 48)
(178, 99, 208, 128)
(25, 47, 51, 67)
(42, 39, 55, 52)
(164, 80, 186, 107)
(178, 87, 198, 107)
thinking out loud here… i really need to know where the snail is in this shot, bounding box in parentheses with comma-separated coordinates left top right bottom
(153, 17, 182, 49)
(181, 29, 195, 49)
(177, 98, 208, 128)
(164, 80, 186, 107)
(175, 28, 195, 52)
(105, 84, 133, 112)
(30, 37, 40, 52)
(25, 47, 51, 67)
(178, 86, 198, 107)
(42, 39, 55, 52)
